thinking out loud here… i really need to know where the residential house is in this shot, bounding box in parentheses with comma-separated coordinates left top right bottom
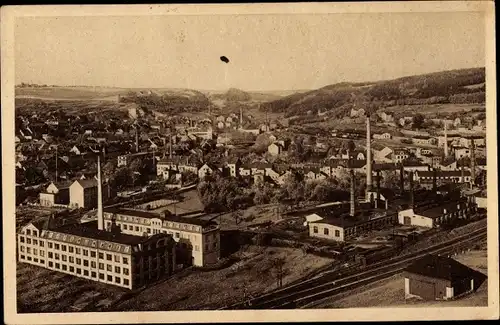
(304, 168, 328, 182)
(373, 133, 392, 140)
(224, 157, 242, 178)
(412, 135, 436, 146)
(454, 147, 471, 160)
(117, 152, 151, 167)
(198, 163, 215, 180)
(268, 142, 285, 156)
(39, 181, 72, 207)
(70, 145, 84, 156)
(392, 149, 410, 164)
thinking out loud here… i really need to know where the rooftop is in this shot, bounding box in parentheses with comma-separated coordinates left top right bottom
(73, 178, 98, 189)
(47, 220, 151, 246)
(405, 254, 477, 282)
(103, 207, 217, 227)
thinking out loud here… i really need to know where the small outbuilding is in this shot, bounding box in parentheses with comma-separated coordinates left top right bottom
(404, 254, 480, 301)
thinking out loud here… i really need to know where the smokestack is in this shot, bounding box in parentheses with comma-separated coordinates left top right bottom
(432, 168, 437, 193)
(375, 170, 381, 209)
(239, 106, 243, 129)
(470, 139, 476, 188)
(97, 154, 104, 231)
(399, 164, 405, 195)
(169, 133, 173, 159)
(55, 145, 58, 182)
(350, 169, 356, 217)
(461, 160, 465, 184)
(409, 171, 414, 209)
(135, 127, 139, 153)
(366, 115, 373, 197)
(444, 122, 449, 157)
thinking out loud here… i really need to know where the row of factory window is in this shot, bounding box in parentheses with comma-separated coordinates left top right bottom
(115, 222, 218, 246)
(18, 247, 131, 275)
(18, 241, 130, 264)
(106, 215, 202, 232)
(19, 255, 131, 286)
(313, 227, 341, 237)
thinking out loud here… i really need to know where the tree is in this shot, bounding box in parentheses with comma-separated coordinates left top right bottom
(272, 257, 287, 288)
(412, 114, 425, 129)
(343, 140, 356, 152)
(253, 183, 275, 205)
(197, 174, 249, 213)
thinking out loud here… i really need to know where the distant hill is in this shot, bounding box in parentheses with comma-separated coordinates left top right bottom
(211, 88, 251, 102)
(118, 88, 211, 114)
(261, 67, 486, 118)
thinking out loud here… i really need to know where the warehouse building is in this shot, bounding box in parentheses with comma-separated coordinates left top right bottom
(398, 199, 476, 228)
(404, 254, 480, 301)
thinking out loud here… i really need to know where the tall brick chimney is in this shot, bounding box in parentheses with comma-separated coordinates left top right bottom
(409, 171, 414, 209)
(97, 154, 104, 231)
(375, 170, 381, 209)
(444, 122, 449, 157)
(366, 115, 373, 199)
(350, 169, 356, 217)
(470, 139, 476, 188)
(432, 168, 437, 193)
(399, 164, 405, 195)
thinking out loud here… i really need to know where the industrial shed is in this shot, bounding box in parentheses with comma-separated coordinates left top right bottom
(404, 255, 480, 301)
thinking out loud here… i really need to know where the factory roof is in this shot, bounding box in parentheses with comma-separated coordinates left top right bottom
(39, 220, 171, 256)
(310, 204, 387, 228)
(415, 199, 468, 219)
(103, 207, 217, 227)
(405, 254, 477, 282)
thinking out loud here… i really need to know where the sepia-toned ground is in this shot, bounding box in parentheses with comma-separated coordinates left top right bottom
(17, 245, 333, 312)
(310, 241, 488, 309)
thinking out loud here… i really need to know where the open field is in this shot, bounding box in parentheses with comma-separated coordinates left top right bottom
(151, 189, 205, 215)
(311, 244, 488, 309)
(113, 245, 333, 310)
(17, 246, 333, 312)
(16, 263, 127, 313)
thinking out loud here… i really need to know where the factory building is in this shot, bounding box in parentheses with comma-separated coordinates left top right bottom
(17, 154, 177, 290)
(398, 199, 476, 228)
(102, 208, 220, 267)
(404, 255, 480, 301)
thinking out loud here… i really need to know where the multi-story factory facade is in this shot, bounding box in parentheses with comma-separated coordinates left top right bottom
(102, 208, 220, 267)
(17, 219, 176, 290)
(17, 154, 181, 290)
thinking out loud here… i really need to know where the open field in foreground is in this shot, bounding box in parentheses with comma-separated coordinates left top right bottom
(310, 243, 488, 309)
(17, 246, 333, 312)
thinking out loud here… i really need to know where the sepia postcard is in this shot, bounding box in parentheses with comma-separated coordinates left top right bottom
(1, 2, 498, 324)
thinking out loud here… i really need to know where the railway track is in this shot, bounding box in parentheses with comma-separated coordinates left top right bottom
(225, 226, 487, 310)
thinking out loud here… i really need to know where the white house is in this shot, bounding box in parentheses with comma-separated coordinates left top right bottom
(198, 163, 214, 180)
(373, 133, 392, 140)
(303, 213, 324, 226)
(268, 142, 284, 156)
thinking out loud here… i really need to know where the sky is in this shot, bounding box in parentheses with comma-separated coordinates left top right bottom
(15, 12, 486, 91)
